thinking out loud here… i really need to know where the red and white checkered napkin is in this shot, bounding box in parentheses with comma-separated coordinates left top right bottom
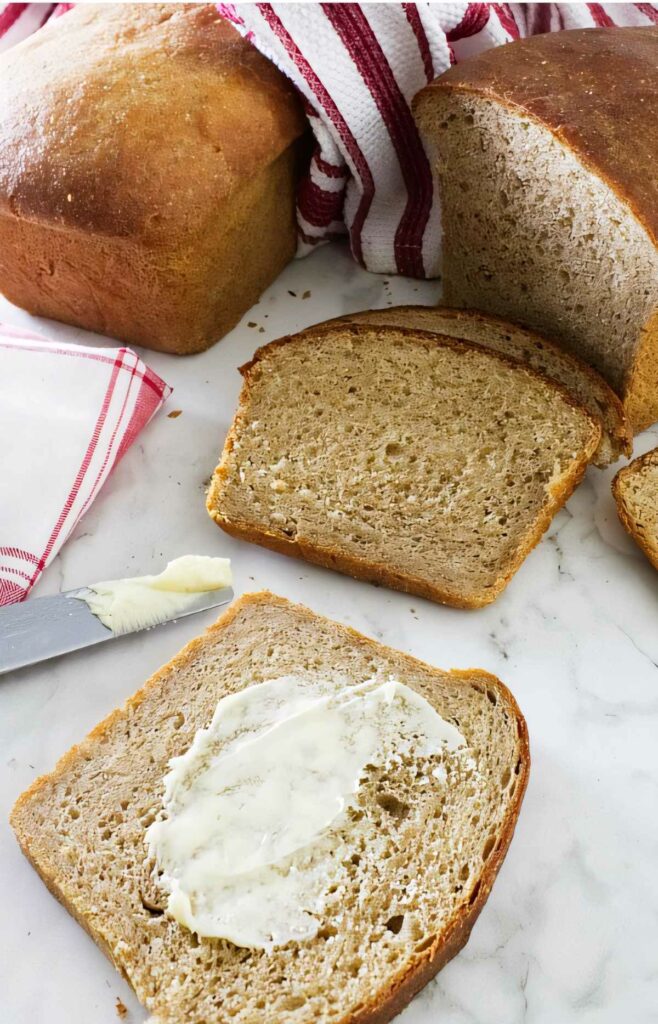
(0, 324, 171, 606)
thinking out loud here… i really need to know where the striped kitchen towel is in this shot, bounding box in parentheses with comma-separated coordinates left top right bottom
(0, 324, 171, 605)
(2, 2, 657, 278)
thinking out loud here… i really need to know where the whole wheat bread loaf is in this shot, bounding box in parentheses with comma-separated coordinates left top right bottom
(413, 28, 658, 432)
(332, 306, 629, 468)
(11, 592, 529, 1024)
(613, 447, 658, 570)
(208, 323, 601, 607)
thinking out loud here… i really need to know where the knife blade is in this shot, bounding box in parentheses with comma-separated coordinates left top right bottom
(0, 585, 234, 676)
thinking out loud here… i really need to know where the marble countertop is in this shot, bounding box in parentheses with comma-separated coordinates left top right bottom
(2, 243, 657, 1024)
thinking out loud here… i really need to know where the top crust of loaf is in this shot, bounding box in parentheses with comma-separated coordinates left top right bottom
(11, 592, 530, 1024)
(0, 4, 305, 240)
(414, 27, 658, 248)
(613, 447, 658, 570)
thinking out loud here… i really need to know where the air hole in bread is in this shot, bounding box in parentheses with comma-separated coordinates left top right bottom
(483, 833, 499, 863)
(414, 934, 435, 953)
(375, 793, 409, 818)
(385, 914, 405, 935)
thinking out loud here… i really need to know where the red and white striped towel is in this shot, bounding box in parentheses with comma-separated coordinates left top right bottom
(2, 2, 657, 277)
(0, 324, 171, 606)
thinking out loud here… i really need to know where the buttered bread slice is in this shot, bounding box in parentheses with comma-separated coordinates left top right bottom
(208, 323, 600, 607)
(11, 593, 529, 1024)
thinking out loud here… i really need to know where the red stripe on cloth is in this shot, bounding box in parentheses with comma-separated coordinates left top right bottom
(634, 2, 658, 22)
(314, 152, 348, 180)
(71, 353, 140, 528)
(324, 4, 433, 278)
(0, 3, 28, 35)
(0, 565, 33, 583)
(39, 3, 54, 26)
(587, 4, 616, 26)
(113, 374, 163, 467)
(0, 580, 28, 606)
(446, 3, 490, 41)
(403, 3, 434, 82)
(298, 176, 346, 228)
(26, 356, 123, 589)
(491, 4, 520, 38)
(258, 3, 375, 268)
(0, 545, 40, 565)
(78, 351, 168, 520)
(529, 4, 555, 34)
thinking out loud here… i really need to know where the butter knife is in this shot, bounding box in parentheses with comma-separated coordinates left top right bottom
(0, 585, 234, 676)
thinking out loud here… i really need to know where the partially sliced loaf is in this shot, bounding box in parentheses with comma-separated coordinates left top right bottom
(413, 28, 658, 432)
(208, 324, 601, 607)
(11, 592, 530, 1024)
(332, 305, 630, 468)
(613, 447, 658, 570)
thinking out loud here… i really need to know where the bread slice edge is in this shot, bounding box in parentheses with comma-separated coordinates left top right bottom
(612, 448, 658, 570)
(10, 591, 530, 1024)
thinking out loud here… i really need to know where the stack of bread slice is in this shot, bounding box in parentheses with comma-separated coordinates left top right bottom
(208, 308, 625, 608)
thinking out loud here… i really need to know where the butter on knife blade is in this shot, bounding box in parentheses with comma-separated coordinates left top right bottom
(0, 555, 233, 676)
(79, 555, 233, 635)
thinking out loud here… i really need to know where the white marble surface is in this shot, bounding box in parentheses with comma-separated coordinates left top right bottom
(2, 243, 658, 1024)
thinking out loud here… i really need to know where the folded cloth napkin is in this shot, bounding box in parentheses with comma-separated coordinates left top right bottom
(0, 324, 171, 606)
(1, 2, 656, 278)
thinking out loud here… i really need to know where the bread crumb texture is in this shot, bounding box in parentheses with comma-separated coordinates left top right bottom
(209, 325, 600, 607)
(11, 593, 529, 1024)
(334, 306, 629, 468)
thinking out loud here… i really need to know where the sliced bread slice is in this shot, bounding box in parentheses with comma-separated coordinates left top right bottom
(613, 447, 658, 570)
(331, 305, 630, 468)
(208, 324, 601, 607)
(11, 592, 529, 1024)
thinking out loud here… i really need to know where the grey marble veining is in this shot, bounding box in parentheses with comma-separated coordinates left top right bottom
(1, 242, 657, 1023)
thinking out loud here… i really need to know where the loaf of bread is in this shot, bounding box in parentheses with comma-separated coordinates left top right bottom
(414, 27, 658, 432)
(0, 4, 306, 354)
(208, 322, 600, 607)
(613, 447, 658, 570)
(331, 305, 630, 468)
(11, 592, 529, 1024)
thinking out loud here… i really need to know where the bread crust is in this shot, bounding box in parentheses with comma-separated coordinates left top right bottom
(208, 324, 601, 608)
(0, 4, 307, 353)
(325, 305, 630, 467)
(11, 592, 530, 1024)
(612, 447, 658, 570)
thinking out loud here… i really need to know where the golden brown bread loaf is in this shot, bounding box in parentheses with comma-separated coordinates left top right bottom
(0, 4, 306, 354)
(414, 27, 658, 432)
